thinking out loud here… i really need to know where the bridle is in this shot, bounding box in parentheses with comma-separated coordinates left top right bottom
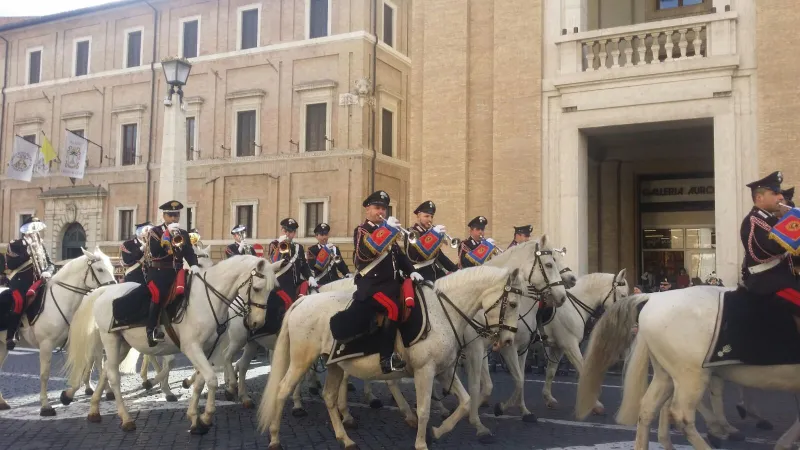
(525, 243, 568, 304)
(37, 257, 117, 328)
(568, 277, 626, 330)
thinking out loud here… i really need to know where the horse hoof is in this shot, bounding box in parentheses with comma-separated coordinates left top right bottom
(707, 433, 723, 448)
(344, 445, 359, 450)
(522, 413, 538, 423)
(87, 413, 101, 423)
(40, 406, 56, 417)
(347, 382, 356, 392)
(142, 380, 153, 391)
(369, 399, 383, 409)
(728, 431, 745, 441)
(121, 421, 136, 432)
(60, 391, 73, 406)
(84, 387, 94, 396)
(189, 422, 209, 435)
(105, 392, 115, 401)
(545, 400, 558, 409)
(182, 379, 192, 389)
(479, 400, 489, 408)
(165, 394, 178, 402)
(291, 408, 308, 418)
(308, 386, 319, 396)
(0, 402, 10, 411)
(224, 390, 235, 401)
(591, 406, 606, 416)
(343, 419, 358, 430)
(267, 443, 283, 450)
(242, 399, 255, 409)
(426, 426, 435, 446)
(756, 419, 773, 430)
(493, 403, 503, 417)
(735, 404, 747, 419)
(477, 433, 496, 444)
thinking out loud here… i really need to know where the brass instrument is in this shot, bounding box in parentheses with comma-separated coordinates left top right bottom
(480, 233, 503, 256)
(20, 221, 47, 278)
(432, 226, 461, 249)
(167, 225, 184, 249)
(239, 232, 253, 254)
(780, 202, 793, 210)
(189, 232, 201, 246)
(332, 253, 342, 264)
(278, 240, 291, 254)
(379, 215, 419, 244)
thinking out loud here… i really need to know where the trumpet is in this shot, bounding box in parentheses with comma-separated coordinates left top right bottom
(434, 227, 461, 249)
(780, 202, 794, 210)
(170, 228, 184, 248)
(275, 236, 291, 255)
(189, 232, 201, 246)
(332, 254, 342, 264)
(379, 215, 418, 244)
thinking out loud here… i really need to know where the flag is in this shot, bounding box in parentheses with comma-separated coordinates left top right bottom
(61, 130, 88, 179)
(32, 150, 49, 178)
(770, 207, 800, 255)
(40, 135, 57, 163)
(6, 136, 39, 182)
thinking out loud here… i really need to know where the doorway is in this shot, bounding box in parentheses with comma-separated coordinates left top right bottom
(61, 222, 86, 260)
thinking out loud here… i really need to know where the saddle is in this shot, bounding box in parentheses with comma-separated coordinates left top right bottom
(326, 279, 429, 365)
(110, 269, 191, 332)
(24, 280, 48, 326)
(703, 287, 800, 367)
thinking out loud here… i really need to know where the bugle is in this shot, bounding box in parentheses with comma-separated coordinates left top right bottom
(170, 228, 184, 248)
(276, 236, 291, 255)
(438, 228, 461, 249)
(379, 215, 418, 244)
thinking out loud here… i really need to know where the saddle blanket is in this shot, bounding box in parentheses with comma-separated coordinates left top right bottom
(247, 289, 294, 340)
(0, 283, 48, 328)
(326, 282, 429, 365)
(703, 288, 800, 367)
(109, 273, 190, 332)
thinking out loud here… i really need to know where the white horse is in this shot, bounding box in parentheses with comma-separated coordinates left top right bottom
(0, 248, 117, 415)
(64, 255, 280, 433)
(575, 286, 800, 450)
(258, 236, 569, 450)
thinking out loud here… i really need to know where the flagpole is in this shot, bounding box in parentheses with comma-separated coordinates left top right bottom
(14, 134, 41, 148)
(64, 129, 103, 151)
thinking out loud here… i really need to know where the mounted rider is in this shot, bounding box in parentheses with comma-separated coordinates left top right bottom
(268, 218, 314, 303)
(1, 217, 54, 350)
(348, 190, 423, 373)
(404, 200, 458, 282)
(306, 223, 351, 286)
(120, 221, 152, 284)
(225, 224, 256, 259)
(145, 200, 200, 347)
(459, 216, 499, 269)
(507, 225, 533, 249)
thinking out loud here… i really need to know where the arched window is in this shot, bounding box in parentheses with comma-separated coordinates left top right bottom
(61, 222, 87, 260)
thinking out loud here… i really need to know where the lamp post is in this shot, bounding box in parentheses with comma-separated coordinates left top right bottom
(157, 57, 192, 217)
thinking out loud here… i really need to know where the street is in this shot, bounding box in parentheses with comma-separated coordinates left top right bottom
(0, 347, 795, 449)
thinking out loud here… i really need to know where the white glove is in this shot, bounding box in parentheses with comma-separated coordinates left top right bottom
(326, 243, 334, 250)
(486, 238, 496, 245)
(433, 224, 446, 234)
(386, 216, 401, 229)
(167, 223, 181, 231)
(277, 235, 287, 243)
(237, 242, 245, 251)
(308, 277, 318, 288)
(345, 273, 353, 278)
(139, 243, 146, 252)
(189, 265, 201, 274)
(41, 271, 52, 280)
(410, 272, 424, 282)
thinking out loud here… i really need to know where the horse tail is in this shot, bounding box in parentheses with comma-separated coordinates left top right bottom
(63, 288, 102, 387)
(575, 293, 649, 419)
(118, 348, 140, 374)
(616, 334, 650, 425)
(257, 298, 302, 433)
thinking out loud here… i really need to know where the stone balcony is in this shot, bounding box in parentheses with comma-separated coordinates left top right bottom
(554, 11, 739, 87)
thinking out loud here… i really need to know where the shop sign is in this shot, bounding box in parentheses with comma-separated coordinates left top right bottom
(640, 178, 715, 203)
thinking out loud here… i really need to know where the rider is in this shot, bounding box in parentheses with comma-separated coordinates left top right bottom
(2, 217, 54, 350)
(350, 190, 422, 373)
(225, 224, 257, 258)
(405, 201, 458, 281)
(120, 221, 151, 284)
(459, 216, 498, 269)
(268, 218, 314, 301)
(145, 200, 200, 347)
(507, 225, 533, 249)
(306, 223, 351, 286)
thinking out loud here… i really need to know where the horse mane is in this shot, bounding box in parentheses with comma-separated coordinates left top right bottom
(433, 264, 509, 294)
(573, 272, 616, 295)
(211, 255, 277, 291)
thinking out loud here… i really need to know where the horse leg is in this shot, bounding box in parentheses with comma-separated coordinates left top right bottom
(0, 343, 9, 410)
(233, 342, 257, 404)
(139, 354, 148, 384)
(142, 354, 163, 390)
(100, 334, 135, 430)
(542, 346, 564, 408)
(633, 359, 673, 450)
(183, 371, 198, 390)
(61, 350, 92, 405)
(87, 361, 108, 422)
(269, 360, 316, 449)
(337, 374, 356, 427)
(183, 342, 218, 432)
(155, 355, 178, 402)
(657, 397, 676, 450)
(775, 416, 800, 450)
(82, 358, 95, 395)
(386, 379, 418, 428)
(362, 376, 383, 408)
(739, 387, 773, 430)
(479, 353, 493, 408)
(306, 366, 322, 396)
(322, 365, 357, 449)
(707, 375, 742, 440)
(433, 371, 473, 441)
(37, 340, 57, 416)
(412, 364, 436, 450)
(563, 340, 604, 415)
(516, 348, 535, 420)
(495, 344, 526, 418)
(668, 371, 712, 450)
(464, 337, 492, 438)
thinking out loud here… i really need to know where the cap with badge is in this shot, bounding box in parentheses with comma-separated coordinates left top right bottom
(414, 200, 436, 215)
(363, 190, 390, 208)
(514, 225, 533, 236)
(468, 216, 488, 230)
(231, 224, 247, 235)
(159, 200, 184, 213)
(314, 223, 331, 235)
(746, 171, 782, 194)
(280, 218, 299, 232)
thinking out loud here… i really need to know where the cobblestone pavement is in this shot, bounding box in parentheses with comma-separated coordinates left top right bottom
(0, 347, 795, 449)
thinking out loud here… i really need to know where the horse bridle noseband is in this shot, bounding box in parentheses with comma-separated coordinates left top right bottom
(39, 258, 117, 328)
(526, 243, 567, 303)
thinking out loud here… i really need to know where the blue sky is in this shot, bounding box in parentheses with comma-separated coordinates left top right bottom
(1, 0, 126, 17)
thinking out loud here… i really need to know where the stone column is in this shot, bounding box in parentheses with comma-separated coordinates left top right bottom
(558, 125, 589, 275)
(713, 112, 739, 287)
(157, 99, 188, 211)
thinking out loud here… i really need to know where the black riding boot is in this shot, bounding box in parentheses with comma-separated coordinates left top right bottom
(146, 303, 164, 347)
(379, 320, 405, 374)
(4, 312, 21, 350)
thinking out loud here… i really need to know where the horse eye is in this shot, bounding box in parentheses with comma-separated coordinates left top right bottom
(509, 302, 518, 309)
(253, 287, 262, 293)
(97, 268, 104, 272)
(546, 263, 553, 269)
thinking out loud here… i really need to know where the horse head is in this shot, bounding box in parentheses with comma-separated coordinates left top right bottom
(74, 247, 116, 287)
(553, 246, 577, 288)
(529, 235, 569, 308)
(234, 257, 279, 330)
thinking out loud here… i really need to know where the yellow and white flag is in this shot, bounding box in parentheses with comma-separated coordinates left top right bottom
(6, 136, 39, 182)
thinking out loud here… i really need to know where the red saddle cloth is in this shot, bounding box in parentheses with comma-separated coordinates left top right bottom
(166, 269, 187, 305)
(26, 280, 44, 304)
(296, 281, 309, 298)
(276, 290, 293, 309)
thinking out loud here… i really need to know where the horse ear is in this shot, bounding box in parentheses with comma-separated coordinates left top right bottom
(256, 259, 266, 272)
(203, 244, 211, 253)
(540, 234, 549, 248)
(616, 268, 627, 282)
(268, 260, 283, 274)
(511, 268, 519, 280)
(81, 248, 94, 259)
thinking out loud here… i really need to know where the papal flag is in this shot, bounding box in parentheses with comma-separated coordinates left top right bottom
(32, 149, 49, 178)
(61, 130, 88, 179)
(40, 134, 57, 163)
(6, 136, 39, 182)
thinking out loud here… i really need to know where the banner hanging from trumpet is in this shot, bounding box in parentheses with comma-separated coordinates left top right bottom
(770, 206, 800, 255)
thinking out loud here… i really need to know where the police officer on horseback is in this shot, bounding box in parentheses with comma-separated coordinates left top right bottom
(269, 218, 314, 300)
(225, 224, 256, 258)
(120, 221, 152, 284)
(1, 217, 54, 350)
(507, 225, 533, 249)
(306, 223, 351, 286)
(405, 201, 458, 281)
(145, 201, 200, 347)
(459, 216, 499, 269)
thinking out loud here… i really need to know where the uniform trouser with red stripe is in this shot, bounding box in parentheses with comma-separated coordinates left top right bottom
(775, 286, 800, 317)
(355, 281, 402, 360)
(145, 268, 177, 329)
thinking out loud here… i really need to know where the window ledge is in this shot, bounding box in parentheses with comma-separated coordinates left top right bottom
(15, 116, 45, 126)
(111, 104, 147, 115)
(225, 89, 266, 101)
(294, 80, 337, 92)
(61, 111, 93, 120)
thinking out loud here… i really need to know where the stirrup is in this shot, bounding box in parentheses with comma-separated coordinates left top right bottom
(5, 339, 15, 351)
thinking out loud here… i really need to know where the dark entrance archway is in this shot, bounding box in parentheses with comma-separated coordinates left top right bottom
(61, 222, 86, 260)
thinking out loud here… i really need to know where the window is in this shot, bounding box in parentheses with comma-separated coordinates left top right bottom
(239, 6, 260, 50)
(181, 18, 200, 58)
(125, 29, 142, 68)
(659, 0, 704, 8)
(386, 205, 393, 217)
(236, 110, 256, 157)
(304, 202, 324, 236)
(22, 134, 37, 145)
(70, 129, 85, 138)
(121, 123, 138, 166)
(118, 209, 134, 240)
(186, 206, 195, 231)
(381, 108, 394, 156)
(27, 48, 42, 84)
(186, 116, 196, 160)
(236, 205, 254, 234)
(383, 1, 396, 47)
(648, 0, 710, 21)
(74, 39, 90, 76)
(19, 214, 33, 233)
(309, 0, 329, 39)
(305, 103, 327, 152)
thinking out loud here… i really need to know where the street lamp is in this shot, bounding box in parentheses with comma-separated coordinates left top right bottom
(161, 57, 192, 106)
